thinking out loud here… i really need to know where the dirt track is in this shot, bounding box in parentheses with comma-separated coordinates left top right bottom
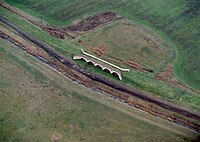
(1, 17, 200, 123)
(65, 12, 122, 32)
(0, 2, 122, 39)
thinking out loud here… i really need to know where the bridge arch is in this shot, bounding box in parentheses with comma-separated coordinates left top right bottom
(96, 64, 103, 69)
(73, 55, 122, 80)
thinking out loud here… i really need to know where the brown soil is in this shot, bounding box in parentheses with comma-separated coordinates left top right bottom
(78, 38, 155, 73)
(1, 19, 200, 132)
(42, 27, 66, 39)
(51, 132, 62, 141)
(0, 26, 49, 59)
(0, 2, 122, 39)
(0, 2, 166, 74)
(43, 11, 122, 38)
(123, 60, 143, 70)
(65, 12, 122, 32)
(79, 40, 151, 72)
(154, 64, 199, 94)
(93, 44, 108, 56)
(155, 64, 180, 86)
(0, 2, 71, 39)
(3, 3, 196, 93)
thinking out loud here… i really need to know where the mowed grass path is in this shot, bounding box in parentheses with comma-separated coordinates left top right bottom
(4, 0, 200, 90)
(1, 39, 198, 142)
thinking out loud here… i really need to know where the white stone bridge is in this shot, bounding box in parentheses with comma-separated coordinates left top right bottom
(73, 49, 130, 80)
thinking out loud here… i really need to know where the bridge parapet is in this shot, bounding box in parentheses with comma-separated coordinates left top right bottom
(73, 50, 130, 80)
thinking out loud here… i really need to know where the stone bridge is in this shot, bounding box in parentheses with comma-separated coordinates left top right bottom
(73, 49, 130, 80)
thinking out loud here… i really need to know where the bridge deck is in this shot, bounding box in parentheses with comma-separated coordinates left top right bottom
(73, 54, 123, 80)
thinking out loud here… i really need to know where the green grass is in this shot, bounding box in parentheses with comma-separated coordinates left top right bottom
(78, 21, 175, 72)
(4, 0, 200, 90)
(1, 5, 200, 112)
(1, 39, 198, 142)
(77, 59, 200, 111)
(0, 37, 46, 84)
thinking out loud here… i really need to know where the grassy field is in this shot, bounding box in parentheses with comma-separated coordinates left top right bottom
(1, 5, 200, 112)
(4, 0, 200, 90)
(78, 20, 174, 72)
(1, 39, 199, 142)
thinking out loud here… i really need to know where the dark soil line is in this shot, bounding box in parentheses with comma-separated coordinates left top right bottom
(65, 12, 123, 32)
(1, 20, 200, 132)
(1, 17, 200, 122)
(0, 2, 74, 39)
(2, 34, 200, 133)
(0, 3, 122, 39)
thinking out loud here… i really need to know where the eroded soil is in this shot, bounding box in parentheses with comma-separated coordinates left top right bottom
(1, 19, 200, 132)
(1, 2, 200, 132)
(65, 12, 122, 32)
(1, 2, 122, 39)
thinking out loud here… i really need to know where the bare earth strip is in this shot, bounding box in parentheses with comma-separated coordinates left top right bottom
(2, 1, 199, 97)
(1, 18, 200, 132)
(0, 37, 198, 139)
(0, 2, 122, 39)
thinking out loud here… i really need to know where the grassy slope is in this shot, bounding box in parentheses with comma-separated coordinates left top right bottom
(4, 0, 200, 90)
(1, 39, 198, 142)
(78, 21, 175, 72)
(1, 6, 200, 112)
